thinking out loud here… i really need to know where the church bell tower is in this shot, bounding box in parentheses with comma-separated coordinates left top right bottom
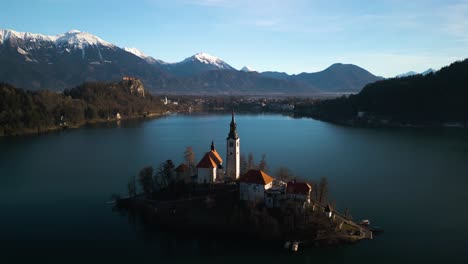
(226, 111, 240, 179)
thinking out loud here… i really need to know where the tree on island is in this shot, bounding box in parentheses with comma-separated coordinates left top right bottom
(139, 166, 155, 196)
(184, 146, 196, 176)
(239, 154, 248, 175)
(247, 152, 256, 170)
(275, 166, 294, 182)
(258, 154, 269, 173)
(154, 160, 176, 190)
(127, 175, 137, 197)
(317, 177, 329, 205)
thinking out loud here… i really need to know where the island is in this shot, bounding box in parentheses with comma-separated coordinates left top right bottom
(113, 112, 376, 251)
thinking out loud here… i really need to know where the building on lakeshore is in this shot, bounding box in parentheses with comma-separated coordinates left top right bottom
(196, 141, 223, 184)
(286, 181, 312, 204)
(239, 169, 274, 203)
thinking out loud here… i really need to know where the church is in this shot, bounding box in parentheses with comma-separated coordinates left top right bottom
(196, 111, 240, 183)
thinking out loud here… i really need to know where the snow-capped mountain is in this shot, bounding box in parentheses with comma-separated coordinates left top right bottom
(421, 68, 435, 75)
(0, 28, 167, 90)
(396, 71, 418, 78)
(164, 52, 235, 76)
(0, 28, 118, 63)
(241, 66, 256, 72)
(0, 28, 383, 94)
(55, 30, 115, 49)
(184, 52, 233, 69)
(123, 47, 164, 65)
(396, 68, 436, 78)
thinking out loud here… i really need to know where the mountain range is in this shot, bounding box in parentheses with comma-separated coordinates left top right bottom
(0, 28, 383, 95)
(395, 68, 436, 78)
(300, 59, 468, 125)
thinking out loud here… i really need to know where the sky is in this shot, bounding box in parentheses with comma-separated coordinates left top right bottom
(1, 0, 468, 77)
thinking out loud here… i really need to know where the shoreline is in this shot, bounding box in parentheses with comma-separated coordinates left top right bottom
(294, 113, 468, 130)
(0, 111, 174, 137)
(114, 184, 373, 249)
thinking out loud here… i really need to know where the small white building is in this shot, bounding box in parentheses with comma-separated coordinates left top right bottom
(239, 169, 274, 204)
(325, 203, 333, 218)
(196, 142, 223, 184)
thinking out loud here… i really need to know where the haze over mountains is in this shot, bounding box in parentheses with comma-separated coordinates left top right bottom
(0, 28, 384, 95)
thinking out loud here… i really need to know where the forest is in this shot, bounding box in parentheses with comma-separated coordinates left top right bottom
(295, 59, 468, 125)
(0, 79, 167, 136)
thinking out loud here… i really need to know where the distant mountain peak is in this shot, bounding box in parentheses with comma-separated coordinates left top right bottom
(421, 68, 435, 75)
(396, 68, 436, 78)
(66, 29, 81, 34)
(396, 71, 418, 78)
(124, 47, 146, 58)
(183, 52, 234, 70)
(241, 66, 255, 72)
(55, 30, 114, 49)
(0, 28, 114, 49)
(124, 47, 164, 64)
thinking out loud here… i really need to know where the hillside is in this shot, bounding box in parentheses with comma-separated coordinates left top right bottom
(0, 79, 166, 136)
(296, 59, 468, 126)
(0, 28, 382, 95)
(261, 63, 383, 92)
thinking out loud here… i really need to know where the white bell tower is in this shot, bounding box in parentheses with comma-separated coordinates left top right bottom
(226, 111, 240, 179)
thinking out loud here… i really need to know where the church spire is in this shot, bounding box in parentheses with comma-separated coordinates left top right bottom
(211, 140, 215, 151)
(228, 110, 238, 139)
(231, 109, 235, 123)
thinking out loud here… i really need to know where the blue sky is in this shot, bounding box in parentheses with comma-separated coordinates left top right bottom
(2, 0, 468, 77)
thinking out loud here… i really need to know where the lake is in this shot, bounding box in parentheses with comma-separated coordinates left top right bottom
(1, 113, 468, 263)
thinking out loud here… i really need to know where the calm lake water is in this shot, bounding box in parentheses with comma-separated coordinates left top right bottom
(1, 113, 468, 263)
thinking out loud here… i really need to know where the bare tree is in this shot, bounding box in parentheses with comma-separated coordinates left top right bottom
(240, 153, 248, 175)
(127, 175, 137, 197)
(247, 152, 255, 170)
(275, 166, 293, 182)
(184, 146, 196, 176)
(154, 160, 176, 189)
(163, 159, 176, 185)
(344, 207, 353, 220)
(139, 166, 154, 196)
(258, 153, 269, 172)
(318, 177, 329, 205)
(313, 182, 319, 202)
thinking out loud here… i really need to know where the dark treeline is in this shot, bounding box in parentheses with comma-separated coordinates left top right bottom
(296, 59, 468, 125)
(0, 79, 167, 136)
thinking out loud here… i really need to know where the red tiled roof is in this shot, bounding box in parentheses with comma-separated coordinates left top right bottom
(239, 170, 274, 185)
(208, 149, 223, 164)
(197, 151, 221, 168)
(286, 181, 312, 195)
